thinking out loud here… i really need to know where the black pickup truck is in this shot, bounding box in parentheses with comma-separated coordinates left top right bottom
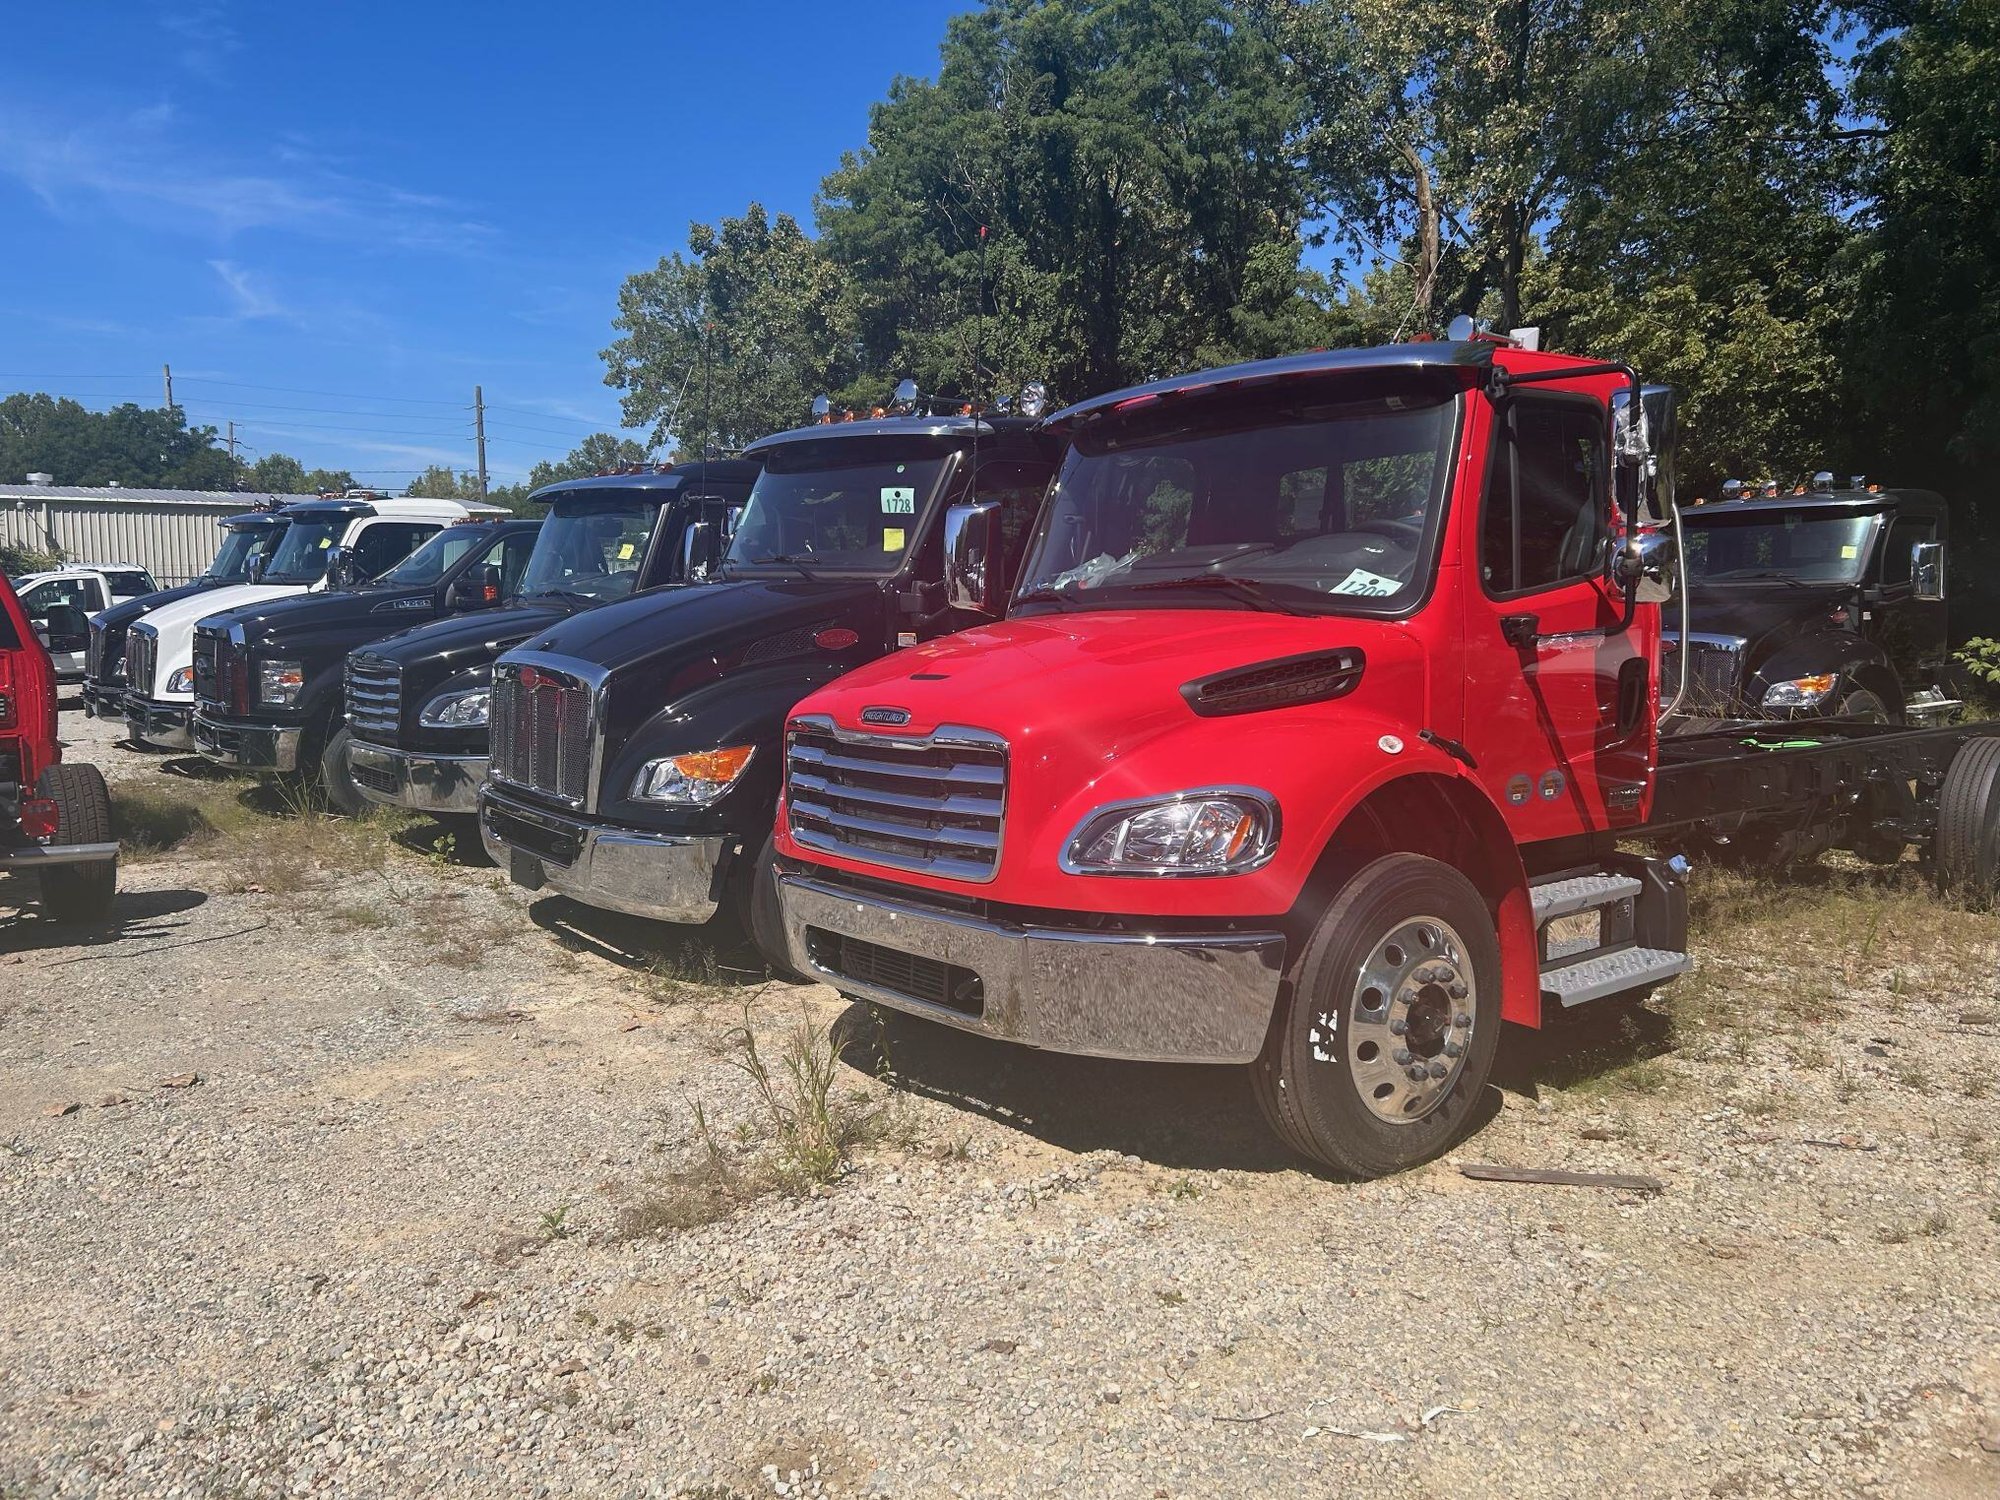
(476, 401, 1059, 968)
(81, 506, 293, 721)
(340, 461, 760, 818)
(189, 518, 543, 809)
(1667, 484, 1955, 726)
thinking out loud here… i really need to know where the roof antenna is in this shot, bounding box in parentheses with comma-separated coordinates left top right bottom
(970, 224, 988, 497)
(699, 317, 712, 500)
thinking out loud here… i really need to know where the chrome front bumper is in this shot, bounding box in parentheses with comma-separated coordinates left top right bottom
(192, 711, 302, 773)
(478, 786, 726, 924)
(124, 697, 194, 751)
(777, 873, 1288, 1064)
(348, 741, 486, 815)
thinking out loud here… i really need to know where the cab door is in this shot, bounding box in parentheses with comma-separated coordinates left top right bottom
(1461, 392, 1651, 843)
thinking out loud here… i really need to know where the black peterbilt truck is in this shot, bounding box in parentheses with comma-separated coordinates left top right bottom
(188, 517, 544, 810)
(339, 461, 760, 818)
(475, 403, 1059, 966)
(1666, 483, 1957, 726)
(80, 506, 294, 721)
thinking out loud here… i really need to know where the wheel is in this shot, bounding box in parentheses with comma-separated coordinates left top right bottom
(745, 832, 805, 981)
(1934, 736, 2000, 900)
(1834, 687, 1895, 724)
(1253, 853, 1502, 1178)
(34, 762, 117, 923)
(318, 722, 366, 817)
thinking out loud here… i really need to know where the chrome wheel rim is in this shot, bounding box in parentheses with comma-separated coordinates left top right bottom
(1334, 915, 1476, 1125)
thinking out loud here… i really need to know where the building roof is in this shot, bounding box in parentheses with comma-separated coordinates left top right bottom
(0, 484, 323, 507)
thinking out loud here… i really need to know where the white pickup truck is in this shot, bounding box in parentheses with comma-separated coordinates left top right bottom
(122, 495, 501, 750)
(7, 564, 159, 681)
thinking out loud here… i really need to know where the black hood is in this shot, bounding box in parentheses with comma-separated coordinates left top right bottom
(212, 583, 438, 651)
(98, 578, 219, 629)
(364, 594, 582, 671)
(1685, 580, 1851, 658)
(519, 577, 883, 675)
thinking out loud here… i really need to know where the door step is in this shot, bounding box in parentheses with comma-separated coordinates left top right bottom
(1531, 872, 1642, 923)
(1540, 946, 1692, 1008)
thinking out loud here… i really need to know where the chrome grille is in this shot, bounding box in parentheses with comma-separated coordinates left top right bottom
(489, 662, 593, 807)
(345, 656, 402, 743)
(193, 631, 227, 708)
(1662, 635, 1744, 715)
(785, 714, 1006, 883)
(85, 624, 104, 681)
(127, 628, 157, 697)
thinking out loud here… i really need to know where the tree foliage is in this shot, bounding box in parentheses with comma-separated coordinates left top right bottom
(0, 395, 241, 489)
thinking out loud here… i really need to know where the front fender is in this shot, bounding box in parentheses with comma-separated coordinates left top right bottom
(1753, 633, 1899, 715)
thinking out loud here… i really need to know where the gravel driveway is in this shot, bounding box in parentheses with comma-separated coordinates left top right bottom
(2, 705, 1996, 1498)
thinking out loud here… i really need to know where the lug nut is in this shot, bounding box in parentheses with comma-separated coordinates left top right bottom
(1428, 1061, 1448, 1080)
(1393, 1047, 1412, 1065)
(1448, 981, 1468, 1000)
(1390, 1019, 1408, 1036)
(1444, 1041, 1462, 1059)
(1407, 1065, 1428, 1083)
(1453, 1014, 1472, 1029)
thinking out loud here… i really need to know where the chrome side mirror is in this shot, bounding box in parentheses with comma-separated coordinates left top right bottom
(1616, 526, 1678, 605)
(246, 553, 268, 585)
(943, 501, 1004, 616)
(325, 546, 362, 589)
(680, 520, 718, 581)
(1912, 540, 1946, 601)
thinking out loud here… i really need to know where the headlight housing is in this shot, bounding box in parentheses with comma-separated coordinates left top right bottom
(1761, 673, 1837, 709)
(165, 666, 194, 695)
(258, 659, 305, 707)
(631, 745, 755, 805)
(1062, 789, 1279, 876)
(419, 687, 490, 728)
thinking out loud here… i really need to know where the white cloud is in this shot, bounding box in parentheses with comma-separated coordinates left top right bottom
(207, 260, 289, 321)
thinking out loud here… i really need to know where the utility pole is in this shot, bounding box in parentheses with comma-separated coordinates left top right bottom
(226, 420, 238, 462)
(163, 363, 174, 410)
(473, 384, 489, 500)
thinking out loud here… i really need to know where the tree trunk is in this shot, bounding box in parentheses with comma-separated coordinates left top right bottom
(1397, 139, 1441, 328)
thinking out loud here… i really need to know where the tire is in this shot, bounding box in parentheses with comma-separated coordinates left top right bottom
(1834, 687, 1895, 725)
(1253, 853, 1502, 1178)
(34, 762, 117, 923)
(745, 832, 805, 981)
(318, 722, 367, 817)
(1934, 736, 2000, 901)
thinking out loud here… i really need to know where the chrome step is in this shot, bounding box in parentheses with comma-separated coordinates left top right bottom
(1531, 872, 1642, 923)
(1541, 946, 1691, 1008)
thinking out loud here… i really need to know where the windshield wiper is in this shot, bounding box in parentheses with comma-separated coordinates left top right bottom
(1014, 581, 1081, 612)
(1127, 573, 1301, 614)
(748, 554, 819, 580)
(1718, 570, 1813, 588)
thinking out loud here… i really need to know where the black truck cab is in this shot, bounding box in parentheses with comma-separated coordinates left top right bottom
(1668, 484, 1952, 726)
(188, 518, 543, 807)
(80, 507, 293, 721)
(476, 407, 1060, 961)
(340, 461, 760, 817)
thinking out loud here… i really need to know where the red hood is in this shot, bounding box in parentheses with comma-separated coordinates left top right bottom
(784, 608, 1448, 916)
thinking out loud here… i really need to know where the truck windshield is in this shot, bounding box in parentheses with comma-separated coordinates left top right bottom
(205, 523, 286, 583)
(519, 496, 656, 602)
(260, 517, 351, 584)
(724, 443, 952, 576)
(373, 526, 496, 587)
(1684, 511, 1877, 585)
(1015, 390, 1458, 614)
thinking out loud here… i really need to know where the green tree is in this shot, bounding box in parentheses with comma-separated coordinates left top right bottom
(403, 465, 485, 501)
(0, 394, 245, 489)
(818, 0, 1321, 402)
(302, 467, 358, 494)
(524, 433, 651, 490)
(249, 453, 308, 493)
(603, 203, 858, 454)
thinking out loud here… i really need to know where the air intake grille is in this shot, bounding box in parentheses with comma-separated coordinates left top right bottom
(1662, 638, 1744, 715)
(126, 629, 157, 698)
(805, 928, 984, 1016)
(785, 716, 1006, 883)
(345, 656, 402, 742)
(193, 630, 231, 709)
(489, 663, 593, 807)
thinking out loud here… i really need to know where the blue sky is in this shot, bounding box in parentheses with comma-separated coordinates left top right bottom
(0, 1, 968, 486)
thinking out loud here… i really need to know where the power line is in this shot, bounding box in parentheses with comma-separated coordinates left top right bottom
(173, 376, 468, 406)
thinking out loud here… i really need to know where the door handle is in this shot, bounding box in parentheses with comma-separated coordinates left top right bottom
(1500, 613, 1540, 649)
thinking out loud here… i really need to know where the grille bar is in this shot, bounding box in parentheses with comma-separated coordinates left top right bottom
(489, 663, 594, 807)
(127, 630, 157, 697)
(192, 632, 226, 708)
(345, 656, 402, 741)
(785, 716, 1006, 883)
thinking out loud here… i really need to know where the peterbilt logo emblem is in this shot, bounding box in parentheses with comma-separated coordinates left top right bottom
(516, 666, 543, 690)
(860, 706, 911, 726)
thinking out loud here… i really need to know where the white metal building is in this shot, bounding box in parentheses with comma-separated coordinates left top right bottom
(0, 482, 322, 585)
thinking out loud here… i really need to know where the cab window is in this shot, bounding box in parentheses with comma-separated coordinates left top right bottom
(351, 522, 440, 579)
(1481, 396, 1609, 595)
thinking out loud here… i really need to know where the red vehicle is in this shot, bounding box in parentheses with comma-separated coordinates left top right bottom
(768, 337, 2000, 1177)
(0, 575, 117, 923)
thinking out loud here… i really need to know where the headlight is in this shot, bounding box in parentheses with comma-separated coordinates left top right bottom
(419, 687, 490, 728)
(1761, 673, 1837, 709)
(258, 659, 305, 707)
(632, 745, 755, 805)
(1062, 789, 1279, 876)
(165, 666, 194, 695)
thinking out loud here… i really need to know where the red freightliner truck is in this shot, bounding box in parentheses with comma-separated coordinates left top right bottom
(767, 337, 2000, 1177)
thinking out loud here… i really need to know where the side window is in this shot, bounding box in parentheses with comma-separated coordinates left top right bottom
(1481, 398, 1608, 595)
(493, 532, 537, 596)
(351, 522, 438, 578)
(1880, 516, 1934, 586)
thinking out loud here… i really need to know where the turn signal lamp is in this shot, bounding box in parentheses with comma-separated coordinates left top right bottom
(631, 744, 756, 805)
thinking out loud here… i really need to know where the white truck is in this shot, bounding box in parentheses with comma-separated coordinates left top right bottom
(122, 495, 501, 750)
(7, 565, 159, 681)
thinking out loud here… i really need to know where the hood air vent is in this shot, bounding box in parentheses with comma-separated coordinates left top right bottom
(1181, 648, 1365, 718)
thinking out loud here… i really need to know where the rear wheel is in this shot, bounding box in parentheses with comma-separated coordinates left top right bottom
(34, 763, 117, 923)
(318, 722, 366, 817)
(1253, 853, 1501, 1178)
(1935, 737, 2000, 902)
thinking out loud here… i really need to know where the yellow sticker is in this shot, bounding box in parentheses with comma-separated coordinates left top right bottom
(1840, 544, 1858, 559)
(618, 542, 635, 560)
(883, 527, 905, 552)
(319, 537, 332, 548)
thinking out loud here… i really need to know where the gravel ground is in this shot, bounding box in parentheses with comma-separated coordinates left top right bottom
(1, 704, 1997, 1498)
